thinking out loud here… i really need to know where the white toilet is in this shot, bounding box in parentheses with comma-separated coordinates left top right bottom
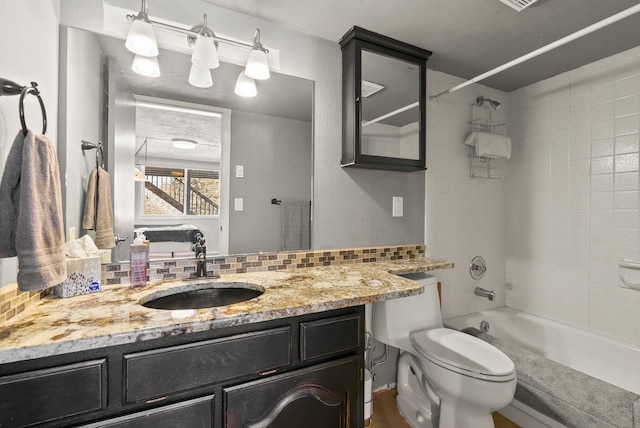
(373, 273, 516, 428)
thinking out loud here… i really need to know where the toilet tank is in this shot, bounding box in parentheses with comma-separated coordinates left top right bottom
(373, 273, 442, 352)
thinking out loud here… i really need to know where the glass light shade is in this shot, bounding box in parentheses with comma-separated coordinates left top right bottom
(191, 35, 219, 69)
(125, 19, 158, 57)
(235, 72, 257, 97)
(132, 55, 160, 77)
(172, 139, 197, 149)
(245, 49, 270, 80)
(188, 63, 213, 88)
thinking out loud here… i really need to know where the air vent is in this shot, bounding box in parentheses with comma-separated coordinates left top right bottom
(362, 80, 385, 98)
(499, 0, 540, 11)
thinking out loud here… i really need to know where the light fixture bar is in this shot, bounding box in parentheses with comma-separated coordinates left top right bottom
(126, 14, 266, 53)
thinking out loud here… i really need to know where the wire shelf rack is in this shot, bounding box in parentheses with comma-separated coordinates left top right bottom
(467, 106, 508, 179)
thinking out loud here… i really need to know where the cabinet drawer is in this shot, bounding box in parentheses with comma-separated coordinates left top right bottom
(0, 359, 107, 427)
(300, 314, 361, 361)
(80, 394, 214, 428)
(124, 327, 291, 403)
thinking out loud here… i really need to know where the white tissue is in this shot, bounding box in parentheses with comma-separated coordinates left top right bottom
(64, 234, 101, 259)
(65, 239, 88, 258)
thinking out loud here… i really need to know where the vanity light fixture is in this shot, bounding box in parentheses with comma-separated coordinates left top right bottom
(188, 63, 213, 88)
(234, 72, 257, 97)
(244, 29, 270, 80)
(125, 0, 158, 57)
(125, 0, 270, 95)
(132, 54, 161, 77)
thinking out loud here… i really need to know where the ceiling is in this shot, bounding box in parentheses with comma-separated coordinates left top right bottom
(201, 0, 640, 92)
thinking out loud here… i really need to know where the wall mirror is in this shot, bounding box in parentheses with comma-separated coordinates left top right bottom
(59, 26, 313, 262)
(340, 26, 431, 171)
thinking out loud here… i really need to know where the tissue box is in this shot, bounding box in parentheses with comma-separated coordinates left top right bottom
(53, 256, 102, 298)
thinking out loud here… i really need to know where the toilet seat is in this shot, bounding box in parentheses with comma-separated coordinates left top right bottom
(410, 328, 516, 382)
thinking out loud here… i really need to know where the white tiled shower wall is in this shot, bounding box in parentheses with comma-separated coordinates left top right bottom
(506, 46, 640, 345)
(425, 70, 509, 319)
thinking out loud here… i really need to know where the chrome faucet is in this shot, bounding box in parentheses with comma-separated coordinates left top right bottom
(191, 233, 207, 277)
(474, 287, 495, 301)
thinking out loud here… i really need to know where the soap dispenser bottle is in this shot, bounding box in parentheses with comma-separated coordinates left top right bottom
(130, 233, 149, 288)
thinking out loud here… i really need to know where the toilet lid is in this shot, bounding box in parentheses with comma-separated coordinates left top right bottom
(410, 328, 515, 381)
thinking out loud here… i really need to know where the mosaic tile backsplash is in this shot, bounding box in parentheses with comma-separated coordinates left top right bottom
(0, 244, 425, 323)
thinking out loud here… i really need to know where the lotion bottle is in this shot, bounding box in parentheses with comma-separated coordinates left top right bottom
(130, 233, 148, 288)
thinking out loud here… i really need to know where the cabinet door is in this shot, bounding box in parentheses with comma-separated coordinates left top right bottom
(225, 356, 361, 428)
(339, 26, 431, 172)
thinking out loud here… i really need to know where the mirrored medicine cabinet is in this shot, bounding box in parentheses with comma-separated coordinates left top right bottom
(339, 26, 431, 171)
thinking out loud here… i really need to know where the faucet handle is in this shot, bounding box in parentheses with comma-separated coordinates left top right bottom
(469, 256, 486, 280)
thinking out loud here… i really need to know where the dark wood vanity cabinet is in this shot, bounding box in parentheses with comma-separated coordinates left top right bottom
(340, 26, 432, 171)
(0, 306, 364, 428)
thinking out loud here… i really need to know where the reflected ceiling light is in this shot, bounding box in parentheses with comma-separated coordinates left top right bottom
(245, 29, 270, 80)
(125, 0, 158, 57)
(132, 54, 160, 77)
(125, 2, 271, 96)
(172, 138, 198, 149)
(234, 72, 257, 97)
(188, 63, 213, 88)
(135, 98, 223, 117)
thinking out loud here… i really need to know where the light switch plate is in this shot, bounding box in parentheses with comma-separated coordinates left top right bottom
(234, 198, 244, 211)
(392, 196, 403, 217)
(235, 165, 244, 178)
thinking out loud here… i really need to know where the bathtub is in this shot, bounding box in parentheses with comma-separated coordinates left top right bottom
(445, 307, 640, 428)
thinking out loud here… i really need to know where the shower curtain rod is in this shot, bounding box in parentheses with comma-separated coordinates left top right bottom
(429, 3, 640, 101)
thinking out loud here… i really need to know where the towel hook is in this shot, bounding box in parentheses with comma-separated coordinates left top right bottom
(81, 140, 104, 169)
(0, 78, 47, 136)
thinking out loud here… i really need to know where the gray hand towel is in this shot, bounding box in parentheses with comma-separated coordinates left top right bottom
(82, 166, 114, 249)
(0, 130, 67, 291)
(280, 200, 311, 251)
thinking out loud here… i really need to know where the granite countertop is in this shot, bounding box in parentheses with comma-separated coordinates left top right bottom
(0, 258, 452, 364)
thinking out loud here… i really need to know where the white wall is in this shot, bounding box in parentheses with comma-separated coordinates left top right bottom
(425, 70, 509, 319)
(58, 26, 102, 235)
(229, 111, 312, 254)
(372, 70, 510, 390)
(507, 45, 640, 346)
(0, 0, 60, 285)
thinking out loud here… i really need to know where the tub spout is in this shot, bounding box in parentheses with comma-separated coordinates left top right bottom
(475, 287, 495, 301)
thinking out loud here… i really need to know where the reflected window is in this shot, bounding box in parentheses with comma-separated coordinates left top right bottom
(143, 166, 219, 216)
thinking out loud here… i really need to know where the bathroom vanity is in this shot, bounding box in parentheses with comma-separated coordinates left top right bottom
(0, 257, 453, 427)
(0, 306, 362, 427)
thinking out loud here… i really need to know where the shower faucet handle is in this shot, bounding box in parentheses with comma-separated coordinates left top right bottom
(469, 256, 486, 280)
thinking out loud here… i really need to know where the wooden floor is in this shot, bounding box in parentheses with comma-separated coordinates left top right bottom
(368, 389, 520, 428)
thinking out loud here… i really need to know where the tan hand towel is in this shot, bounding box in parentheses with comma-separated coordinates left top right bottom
(82, 166, 114, 249)
(0, 130, 67, 291)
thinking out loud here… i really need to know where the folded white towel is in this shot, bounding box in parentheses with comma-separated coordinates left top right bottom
(464, 131, 512, 159)
(0, 130, 67, 291)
